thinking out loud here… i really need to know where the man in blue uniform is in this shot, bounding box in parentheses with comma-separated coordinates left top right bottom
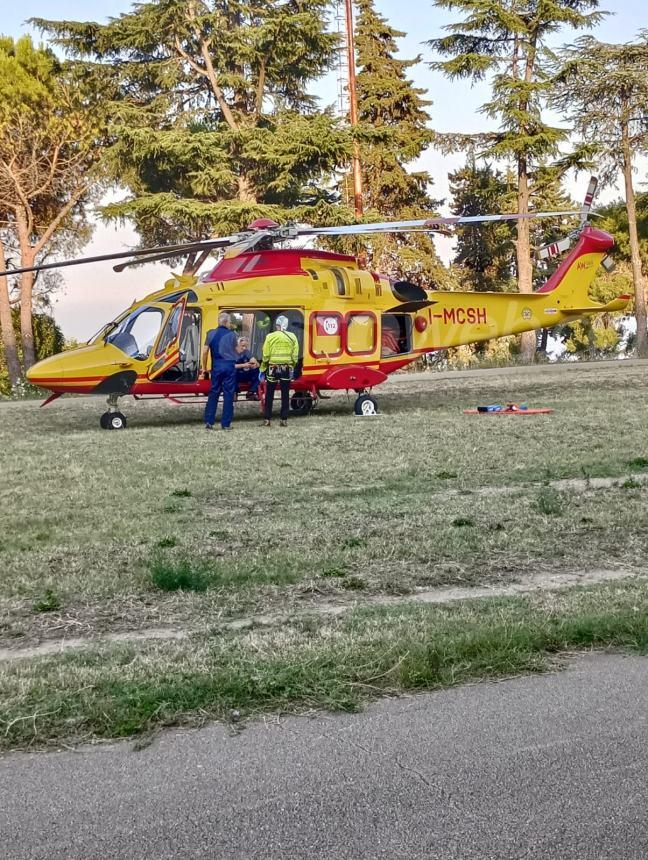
(235, 336, 260, 400)
(200, 312, 239, 430)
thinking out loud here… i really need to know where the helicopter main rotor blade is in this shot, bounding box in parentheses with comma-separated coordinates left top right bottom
(113, 243, 227, 272)
(0, 237, 238, 278)
(297, 210, 581, 239)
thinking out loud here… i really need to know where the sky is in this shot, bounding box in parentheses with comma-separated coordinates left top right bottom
(4, 0, 648, 339)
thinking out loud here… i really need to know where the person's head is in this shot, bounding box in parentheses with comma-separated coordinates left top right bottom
(275, 314, 289, 332)
(236, 336, 249, 354)
(219, 311, 232, 328)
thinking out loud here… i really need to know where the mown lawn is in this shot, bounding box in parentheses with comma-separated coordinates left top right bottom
(1, 360, 648, 747)
(2, 361, 648, 639)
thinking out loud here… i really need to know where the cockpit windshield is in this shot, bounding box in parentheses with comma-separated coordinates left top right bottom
(104, 306, 164, 359)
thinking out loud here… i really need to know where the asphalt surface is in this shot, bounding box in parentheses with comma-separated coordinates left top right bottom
(2, 653, 648, 859)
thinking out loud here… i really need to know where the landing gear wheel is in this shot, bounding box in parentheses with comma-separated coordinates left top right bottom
(290, 392, 314, 416)
(100, 411, 127, 430)
(354, 394, 378, 416)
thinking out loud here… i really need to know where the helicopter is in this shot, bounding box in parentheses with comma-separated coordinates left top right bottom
(5, 177, 629, 429)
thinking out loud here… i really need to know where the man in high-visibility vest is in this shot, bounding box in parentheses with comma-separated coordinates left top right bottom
(260, 314, 299, 427)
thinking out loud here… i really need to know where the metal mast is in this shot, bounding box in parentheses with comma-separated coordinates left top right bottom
(344, 0, 363, 217)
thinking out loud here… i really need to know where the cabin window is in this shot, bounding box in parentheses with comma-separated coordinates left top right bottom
(224, 309, 304, 364)
(381, 314, 412, 357)
(158, 289, 198, 303)
(106, 306, 164, 359)
(310, 312, 343, 358)
(346, 312, 376, 356)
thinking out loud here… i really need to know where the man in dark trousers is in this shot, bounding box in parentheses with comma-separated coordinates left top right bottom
(200, 312, 239, 430)
(260, 314, 299, 427)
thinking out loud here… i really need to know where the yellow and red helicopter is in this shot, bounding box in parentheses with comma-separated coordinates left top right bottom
(5, 177, 628, 428)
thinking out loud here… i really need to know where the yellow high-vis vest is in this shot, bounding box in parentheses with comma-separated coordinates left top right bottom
(260, 330, 299, 371)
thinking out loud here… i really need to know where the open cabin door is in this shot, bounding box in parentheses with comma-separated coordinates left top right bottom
(147, 296, 187, 380)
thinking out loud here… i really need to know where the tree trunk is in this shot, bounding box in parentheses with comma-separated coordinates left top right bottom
(516, 157, 536, 362)
(16, 212, 37, 369)
(537, 327, 549, 357)
(237, 174, 258, 204)
(19, 266, 36, 370)
(621, 127, 648, 357)
(0, 240, 22, 388)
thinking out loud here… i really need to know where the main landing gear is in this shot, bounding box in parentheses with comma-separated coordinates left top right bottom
(354, 392, 378, 416)
(100, 394, 127, 430)
(290, 391, 316, 416)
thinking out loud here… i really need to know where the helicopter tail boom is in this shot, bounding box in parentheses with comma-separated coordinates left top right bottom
(410, 223, 627, 352)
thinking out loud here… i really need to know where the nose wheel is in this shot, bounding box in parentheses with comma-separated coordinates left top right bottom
(100, 394, 127, 430)
(100, 411, 127, 430)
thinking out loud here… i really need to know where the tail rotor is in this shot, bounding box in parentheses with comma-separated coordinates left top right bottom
(535, 176, 613, 268)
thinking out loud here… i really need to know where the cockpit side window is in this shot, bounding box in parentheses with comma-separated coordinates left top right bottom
(107, 306, 164, 359)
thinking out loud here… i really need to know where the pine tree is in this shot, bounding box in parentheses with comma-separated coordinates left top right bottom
(350, 0, 452, 287)
(449, 157, 516, 292)
(428, 0, 604, 360)
(34, 1, 351, 265)
(550, 33, 648, 357)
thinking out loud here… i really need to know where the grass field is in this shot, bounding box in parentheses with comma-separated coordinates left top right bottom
(2, 360, 648, 748)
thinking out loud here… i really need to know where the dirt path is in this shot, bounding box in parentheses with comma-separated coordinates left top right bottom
(0, 567, 636, 663)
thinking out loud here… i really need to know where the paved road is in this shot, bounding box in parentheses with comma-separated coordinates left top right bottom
(2, 653, 648, 859)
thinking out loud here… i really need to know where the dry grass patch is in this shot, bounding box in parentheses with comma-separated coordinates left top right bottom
(2, 579, 648, 749)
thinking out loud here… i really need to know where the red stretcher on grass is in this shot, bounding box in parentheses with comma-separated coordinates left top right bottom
(464, 402, 554, 415)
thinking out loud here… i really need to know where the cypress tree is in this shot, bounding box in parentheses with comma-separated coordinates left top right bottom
(449, 157, 516, 292)
(351, 0, 452, 287)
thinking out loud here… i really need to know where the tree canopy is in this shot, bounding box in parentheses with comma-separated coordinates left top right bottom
(550, 33, 648, 355)
(33, 0, 352, 257)
(0, 34, 105, 381)
(428, 0, 604, 359)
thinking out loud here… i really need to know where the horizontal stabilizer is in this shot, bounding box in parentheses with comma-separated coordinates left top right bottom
(562, 295, 631, 316)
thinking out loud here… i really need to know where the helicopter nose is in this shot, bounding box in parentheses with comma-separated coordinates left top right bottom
(26, 354, 68, 389)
